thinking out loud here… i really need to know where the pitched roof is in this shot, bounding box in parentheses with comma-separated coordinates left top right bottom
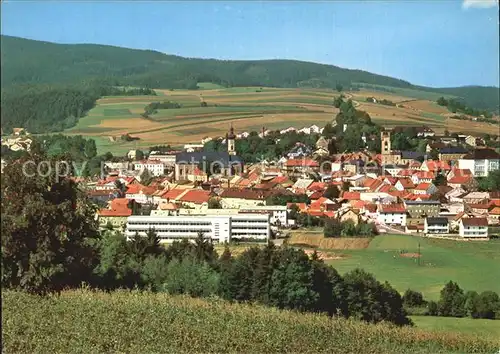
(341, 191, 360, 201)
(447, 176, 472, 185)
(413, 171, 435, 179)
(307, 182, 327, 191)
(439, 146, 468, 154)
(462, 217, 488, 226)
(424, 160, 451, 171)
(286, 202, 307, 211)
(379, 203, 406, 213)
(126, 184, 157, 195)
(396, 178, 415, 189)
(462, 148, 500, 160)
(178, 189, 211, 204)
(426, 217, 448, 225)
(220, 188, 273, 200)
(162, 188, 187, 200)
(415, 183, 432, 190)
(285, 158, 319, 167)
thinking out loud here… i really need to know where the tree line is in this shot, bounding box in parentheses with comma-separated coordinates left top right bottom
(141, 100, 182, 118)
(403, 282, 500, 320)
(1, 84, 157, 133)
(437, 97, 493, 118)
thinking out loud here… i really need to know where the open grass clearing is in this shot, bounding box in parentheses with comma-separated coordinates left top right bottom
(326, 234, 500, 300)
(410, 316, 500, 339)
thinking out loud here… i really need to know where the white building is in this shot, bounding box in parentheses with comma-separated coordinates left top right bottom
(134, 159, 165, 177)
(125, 213, 270, 243)
(376, 203, 407, 226)
(459, 217, 489, 239)
(239, 205, 288, 226)
(458, 149, 500, 177)
(424, 217, 449, 235)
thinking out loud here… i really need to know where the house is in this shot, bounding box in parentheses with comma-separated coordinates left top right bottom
(421, 160, 451, 173)
(400, 151, 425, 164)
(177, 189, 211, 208)
(438, 147, 469, 162)
(337, 208, 360, 225)
(447, 175, 475, 190)
(376, 203, 407, 226)
(383, 164, 407, 177)
(175, 151, 244, 181)
(404, 200, 440, 227)
(315, 136, 330, 150)
(284, 159, 319, 177)
(459, 217, 489, 239)
(394, 178, 415, 192)
(463, 192, 490, 205)
(286, 143, 312, 159)
(97, 198, 132, 229)
(411, 171, 435, 185)
(125, 184, 157, 204)
(465, 135, 485, 147)
(414, 183, 437, 195)
(127, 149, 139, 160)
(309, 197, 338, 212)
(134, 159, 165, 177)
(220, 188, 273, 208)
(424, 217, 449, 235)
(458, 149, 500, 177)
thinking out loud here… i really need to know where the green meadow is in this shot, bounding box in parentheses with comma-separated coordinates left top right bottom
(327, 234, 500, 300)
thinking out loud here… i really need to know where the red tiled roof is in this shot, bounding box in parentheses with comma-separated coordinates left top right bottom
(424, 160, 451, 171)
(341, 191, 360, 200)
(415, 183, 431, 190)
(388, 190, 406, 197)
(462, 217, 488, 226)
(285, 159, 319, 167)
(447, 176, 472, 185)
(220, 188, 273, 200)
(379, 203, 406, 213)
(350, 200, 368, 209)
(162, 188, 186, 200)
(397, 178, 415, 189)
(364, 203, 378, 213)
(378, 184, 394, 193)
(309, 191, 324, 200)
(413, 171, 435, 179)
(307, 210, 325, 217)
(384, 177, 398, 185)
(308, 182, 327, 191)
(490, 207, 500, 215)
(323, 211, 336, 218)
(272, 176, 291, 184)
(178, 189, 211, 204)
(98, 208, 132, 217)
(397, 169, 414, 177)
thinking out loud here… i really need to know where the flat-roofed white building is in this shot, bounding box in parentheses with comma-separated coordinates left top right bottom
(125, 213, 270, 243)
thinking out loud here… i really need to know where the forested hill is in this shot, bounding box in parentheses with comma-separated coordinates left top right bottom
(2, 35, 498, 107)
(1, 35, 498, 133)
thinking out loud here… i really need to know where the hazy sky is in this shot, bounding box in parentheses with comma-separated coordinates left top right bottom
(1, 0, 499, 88)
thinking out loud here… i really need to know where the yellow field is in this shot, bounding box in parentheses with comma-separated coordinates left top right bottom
(65, 87, 496, 154)
(288, 231, 372, 250)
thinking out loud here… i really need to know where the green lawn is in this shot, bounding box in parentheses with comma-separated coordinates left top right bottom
(411, 316, 500, 339)
(197, 82, 226, 89)
(327, 234, 500, 300)
(353, 83, 456, 101)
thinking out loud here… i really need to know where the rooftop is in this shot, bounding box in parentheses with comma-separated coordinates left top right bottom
(461, 217, 488, 227)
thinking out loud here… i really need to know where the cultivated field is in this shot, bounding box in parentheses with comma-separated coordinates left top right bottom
(3, 290, 499, 353)
(410, 315, 500, 339)
(326, 234, 500, 300)
(64, 85, 497, 154)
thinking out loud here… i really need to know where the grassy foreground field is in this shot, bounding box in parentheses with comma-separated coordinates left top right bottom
(326, 234, 500, 300)
(410, 315, 500, 339)
(3, 290, 499, 353)
(64, 86, 498, 155)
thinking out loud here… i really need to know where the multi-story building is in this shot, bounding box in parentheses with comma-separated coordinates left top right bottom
(424, 217, 449, 235)
(134, 159, 165, 177)
(459, 217, 489, 239)
(458, 149, 500, 177)
(376, 203, 407, 226)
(125, 213, 270, 243)
(404, 200, 440, 227)
(438, 147, 468, 163)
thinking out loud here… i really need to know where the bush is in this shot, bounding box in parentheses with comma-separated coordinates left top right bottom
(403, 289, 426, 308)
(426, 301, 439, 316)
(163, 257, 219, 298)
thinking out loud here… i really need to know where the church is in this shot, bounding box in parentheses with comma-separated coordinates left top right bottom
(174, 125, 244, 181)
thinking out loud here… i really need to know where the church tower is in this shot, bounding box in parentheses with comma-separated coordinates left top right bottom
(227, 124, 236, 156)
(381, 130, 391, 155)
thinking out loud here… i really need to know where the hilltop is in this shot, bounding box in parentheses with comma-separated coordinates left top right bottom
(1, 35, 498, 112)
(3, 289, 498, 353)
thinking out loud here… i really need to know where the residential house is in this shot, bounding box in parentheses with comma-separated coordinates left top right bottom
(284, 159, 319, 177)
(465, 135, 485, 147)
(394, 178, 415, 192)
(459, 217, 489, 239)
(337, 208, 360, 225)
(421, 160, 451, 173)
(411, 171, 435, 185)
(220, 188, 273, 208)
(458, 148, 500, 177)
(438, 147, 469, 162)
(376, 203, 407, 226)
(134, 159, 165, 177)
(463, 192, 490, 205)
(414, 183, 437, 195)
(424, 217, 449, 235)
(177, 189, 212, 208)
(400, 151, 425, 165)
(125, 184, 157, 204)
(404, 200, 440, 227)
(97, 198, 132, 230)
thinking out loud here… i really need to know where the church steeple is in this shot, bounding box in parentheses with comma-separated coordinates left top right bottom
(227, 123, 236, 155)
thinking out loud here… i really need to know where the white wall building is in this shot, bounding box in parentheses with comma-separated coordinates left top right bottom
(125, 213, 270, 243)
(459, 218, 489, 239)
(458, 149, 500, 177)
(424, 217, 450, 235)
(134, 159, 165, 177)
(376, 204, 407, 226)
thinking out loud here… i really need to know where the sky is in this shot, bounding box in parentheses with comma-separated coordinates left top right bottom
(1, 0, 499, 88)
